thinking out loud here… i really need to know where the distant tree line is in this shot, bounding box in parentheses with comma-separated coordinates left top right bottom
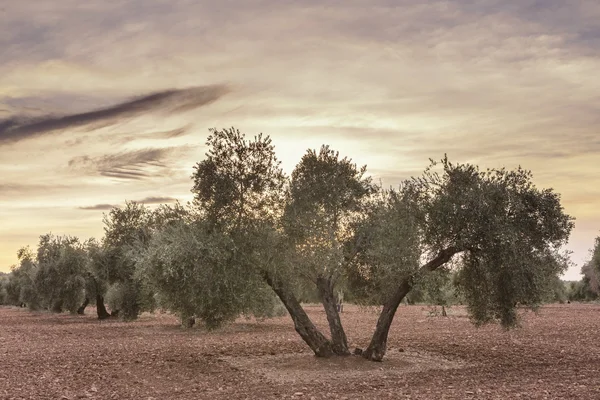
(0, 127, 581, 361)
(563, 237, 600, 302)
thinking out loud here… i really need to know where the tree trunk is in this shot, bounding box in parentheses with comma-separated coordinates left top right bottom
(96, 294, 111, 320)
(182, 315, 196, 328)
(51, 299, 63, 313)
(362, 280, 412, 361)
(77, 297, 90, 315)
(262, 270, 333, 357)
(316, 276, 350, 355)
(363, 247, 462, 361)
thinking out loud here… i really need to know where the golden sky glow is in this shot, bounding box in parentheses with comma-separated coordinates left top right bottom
(1, 0, 599, 279)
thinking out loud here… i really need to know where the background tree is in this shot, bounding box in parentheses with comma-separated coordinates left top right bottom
(5, 247, 40, 309)
(101, 201, 156, 320)
(584, 236, 600, 295)
(137, 212, 284, 329)
(34, 234, 87, 314)
(0, 272, 8, 305)
(83, 238, 113, 318)
(566, 236, 600, 302)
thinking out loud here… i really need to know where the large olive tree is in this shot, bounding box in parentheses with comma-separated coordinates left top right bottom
(189, 128, 573, 362)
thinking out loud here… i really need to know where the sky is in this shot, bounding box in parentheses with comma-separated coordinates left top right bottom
(1, 0, 599, 280)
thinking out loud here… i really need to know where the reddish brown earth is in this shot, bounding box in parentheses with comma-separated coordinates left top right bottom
(1, 303, 599, 399)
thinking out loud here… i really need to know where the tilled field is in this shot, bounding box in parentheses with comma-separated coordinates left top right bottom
(1, 303, 599, 399)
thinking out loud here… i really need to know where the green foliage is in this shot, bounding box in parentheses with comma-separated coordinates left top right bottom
(542, 276, 568, 304)
(138, 217, 283, 329)
(566, 238, 600, 302)
(283, 145, 374, 285)
(101, 201, 155, 319)
(0, 272, 9, 305)
(185, 127, 292, 326)
(6, 247, 40, 309)
(105, 282, 125, 313)
(416, 269, 463, 306)
(346, 189, 422, 305)
(566, 279, 598, 302)
(590, 236, 600, 276)
(423, 158, 573, 327)
(34, 234, 87, 313)
(83, 238, 108, 300)
(347, 156, 573, 328)
(104, 280, 154, 320)
(191, 127, 286, 228)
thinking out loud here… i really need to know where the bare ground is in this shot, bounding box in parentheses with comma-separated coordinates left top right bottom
(1, 303, 599, 399)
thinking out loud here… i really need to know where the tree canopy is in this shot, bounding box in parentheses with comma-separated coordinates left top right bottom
(2, 127, 576, 362)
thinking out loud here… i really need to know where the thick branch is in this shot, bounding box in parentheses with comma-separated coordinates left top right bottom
(261, 270, 333, 357)
(316, 276, 350, 355)
(362, 246, 463, 361)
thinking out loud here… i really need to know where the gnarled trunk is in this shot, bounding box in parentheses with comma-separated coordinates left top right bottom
(362, 279, 411, 361)
(316, 276, 350, 355)
(262, 270, 333, 357)
(363, 247, 462, 361)
(77, 297, 90, 315)
(96, 294, 111, 319)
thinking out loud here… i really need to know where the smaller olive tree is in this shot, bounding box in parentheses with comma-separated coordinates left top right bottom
(0, 272, 8, 305)
(137, 205, 285, 328)
(101, 201, 156, 320)
(34, 234, 89, 313)
(5, 247, 41, 309)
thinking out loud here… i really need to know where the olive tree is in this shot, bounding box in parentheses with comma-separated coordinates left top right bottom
(349, 157, 573, 361)
(82, 238, 113, 318)
(0, 272, 8, 305)
(569, 236, 600, 301)
(586, 236, 600, 291)
(34, 234, 88, 313)
(282, 145, 374, 355)
(4, 248, 39, 308)
(189, 128, 574, 361)
(137, 213, 283, 329)
(191, 127, 335, 356)
(101, 201, 155, 320)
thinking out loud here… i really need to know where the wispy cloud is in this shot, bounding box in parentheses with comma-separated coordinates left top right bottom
(68, 147, 182, 180)
(0, 183, 74, 199)
(78, 204, 116, 211)
(109, 125, 192, 145)
(137, 196, 178, 204)
(78, 196, 178, 211)
(0, 85, 227, 144)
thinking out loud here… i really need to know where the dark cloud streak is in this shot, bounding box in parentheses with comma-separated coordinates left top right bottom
(78, 196, 178, 211)
(0, 85, 228, 145)
(78, 204, 116, 211)
(137, 196, 178, 204)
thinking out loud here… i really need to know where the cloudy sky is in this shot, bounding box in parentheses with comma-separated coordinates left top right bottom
(1, 0, 599, 279)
